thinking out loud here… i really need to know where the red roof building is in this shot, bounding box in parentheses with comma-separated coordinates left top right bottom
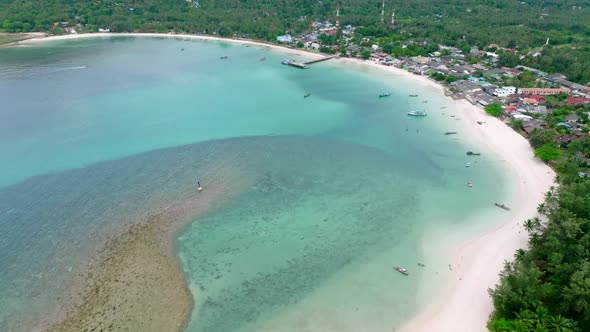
(518, 88, 571, 95)
(505, 105, 518, 113)
(506, 68, 522, 76)
(567, 97, 590, 106)
(529, 95, 546, 101)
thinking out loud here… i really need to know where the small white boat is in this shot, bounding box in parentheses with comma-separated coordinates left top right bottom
(408, 110, 427, 116)
(466, 162, 471, 168)
(393, 265, 409, 275)
(467, 181, 473, 187)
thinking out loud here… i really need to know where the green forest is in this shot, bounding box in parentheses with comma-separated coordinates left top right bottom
(1, 0, 589, 83)
(488, 103, 590, 331)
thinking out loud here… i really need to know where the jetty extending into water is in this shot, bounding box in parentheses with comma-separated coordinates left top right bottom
(281, 55, 338, 69)
(304, 55, 338, 65)
(282, 59, 309, 68)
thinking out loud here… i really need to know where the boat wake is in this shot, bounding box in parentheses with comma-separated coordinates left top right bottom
(58, 65, 87, 71)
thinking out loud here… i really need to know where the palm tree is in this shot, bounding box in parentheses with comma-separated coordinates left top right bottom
(516, 309, 538, 329)
(511, 320, 532, 332)
(546, 315, 574, 332)
(524, 219, 535, 233)
(514, 248, 527, 261)
(535, 306, 550, 327)
(537, 202, 546, 215)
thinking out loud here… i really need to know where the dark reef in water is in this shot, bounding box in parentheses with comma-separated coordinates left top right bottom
(0, 135, 434, 331)
(177, 136, 423, 332)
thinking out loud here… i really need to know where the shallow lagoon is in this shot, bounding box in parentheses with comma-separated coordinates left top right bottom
(0, 37, 507, 331)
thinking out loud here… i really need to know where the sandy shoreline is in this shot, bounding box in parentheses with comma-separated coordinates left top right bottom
(17, 32, 325, 61)
(399, 103, 554, 332)
(334, 54, 555, 330)
(11, 32, 554, 331)
(329, 55, 555, 332)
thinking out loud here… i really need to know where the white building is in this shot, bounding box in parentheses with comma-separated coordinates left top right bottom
(306, 42, 320, 50)
(512, 113, 533, 121)
(276, 34, 293, 43)
(493, 86, 517, 97)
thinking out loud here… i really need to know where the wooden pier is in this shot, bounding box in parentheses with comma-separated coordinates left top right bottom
(281, 55, 338, 69)
(281, 59, 309, 69)
(303, 55, 338, 65)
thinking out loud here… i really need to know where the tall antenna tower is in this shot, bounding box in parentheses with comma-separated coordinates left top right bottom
(390, 8, 395, 28)
(381, 0, 385, 24)
(335, 5, 340, 29)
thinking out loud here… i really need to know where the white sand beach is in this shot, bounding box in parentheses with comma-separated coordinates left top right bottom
(399, 99, 555, 332)
(330, 56, 555, 331)
(361, 62, 555, 332)
(16, 32, 555, 331)
(21, 32, 325, 61)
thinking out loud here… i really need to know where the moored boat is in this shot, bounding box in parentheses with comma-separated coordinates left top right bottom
(379, 92, 392, 98)
(281, 59, 309, 69)
(494, 203, 510, 210)
(444, 131, 457, 135)
(408, 110, 427, 116)
(466, 151, 481, 156)
(408, 94, 418, 97)
(220, 56, 229, 59)
(304, 92, 311, 98)
(466, 162, 471, 167)
(467, 181, 473, 187)
(393, 265, 409, 275)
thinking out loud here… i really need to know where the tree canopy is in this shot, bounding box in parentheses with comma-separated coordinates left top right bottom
(534, 144, 562, 162)
(0, 0, 589, 82)
(485, 103, 504, 117)
(489, 127, 590, 331)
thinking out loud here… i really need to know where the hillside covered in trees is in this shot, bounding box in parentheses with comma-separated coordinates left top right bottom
(488, 144, 590, 331)
(1, 0, 588, 46)
(1, 0, 589, 83)
(487, 99, 590, 331)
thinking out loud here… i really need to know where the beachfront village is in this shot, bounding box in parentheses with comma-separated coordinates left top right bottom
(41, 14, 590, 149)
(274, 19, 590, 160)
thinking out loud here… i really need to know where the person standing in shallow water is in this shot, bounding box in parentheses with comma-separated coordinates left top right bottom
(197, 182, 202, 192)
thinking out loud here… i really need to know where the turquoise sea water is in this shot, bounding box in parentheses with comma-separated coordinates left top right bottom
(0, 37, 510, 331)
